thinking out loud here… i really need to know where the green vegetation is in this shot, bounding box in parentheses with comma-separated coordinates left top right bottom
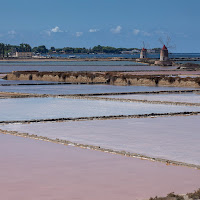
(32, 45, 48, 54)
(0, 42, 160, 58)
(0, 43, 31, 57)
(49, 45, 139, 54)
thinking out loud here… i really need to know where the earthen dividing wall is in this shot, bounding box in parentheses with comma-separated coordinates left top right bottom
(5, 72, 200, 88)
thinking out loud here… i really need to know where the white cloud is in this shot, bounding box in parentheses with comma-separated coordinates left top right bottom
(133, 29, 151, 37)
(8, 30, 16, 35)
(89, 29, 99, 33)
(51, 26, 63, 33)
(110, 26, 122, 34)
(46, 26, 63, 36)
(133, 29, 140, 35)
(76, 32, 83, 37)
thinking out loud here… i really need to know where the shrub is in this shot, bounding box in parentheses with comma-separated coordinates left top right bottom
(149, 192, 184, 200)
(187, 189, 200, 199)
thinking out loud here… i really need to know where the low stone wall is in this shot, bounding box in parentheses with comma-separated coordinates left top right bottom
(1, 111, 200, 124)
(5, 71, 200, 87)
(6, 72, 107, 84)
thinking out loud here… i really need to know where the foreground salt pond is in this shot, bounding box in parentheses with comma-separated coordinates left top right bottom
(0, 133, 199, 200)
(1, 115, 200, 165)
(0, 84, 195, 95)
(101, 93, 200, 104)
(0, 97, 200, 122)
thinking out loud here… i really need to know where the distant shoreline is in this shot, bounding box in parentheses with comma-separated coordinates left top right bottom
(0, 56, 199, 63)
(0, 57, 138, 62)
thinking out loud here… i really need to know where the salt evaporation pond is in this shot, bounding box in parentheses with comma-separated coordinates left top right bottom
(0, 84, 195, 95)
(2, 115, 200, 165)
(1, 134, 200, 200)
(0, 97, 200, 122)
(0, 79, 61, 85)
(0, 60, 144, 66)
(101, 93, 200, 103)
(0, 61, 177, 73)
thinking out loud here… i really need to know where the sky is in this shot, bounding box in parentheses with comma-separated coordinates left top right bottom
(0, 0, 200, 52)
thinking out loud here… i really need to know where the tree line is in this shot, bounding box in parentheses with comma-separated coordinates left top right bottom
(0, 43, 32, 57)
(31, 45, 141, 54)
(0, 43, 160, 57)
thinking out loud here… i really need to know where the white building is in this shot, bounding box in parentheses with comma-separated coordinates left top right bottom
(15, 52, 33, 58)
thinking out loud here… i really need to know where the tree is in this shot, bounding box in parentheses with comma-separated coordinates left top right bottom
(32, 45, 48, 54)
(17, 43, 32, 52)
(50, 47, 55, 51)
(0, 43, 5, 57)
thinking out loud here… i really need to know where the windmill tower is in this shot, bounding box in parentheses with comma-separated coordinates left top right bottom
(139, 41, 148, 59)
(155, 36, 175, 66)
(160, 45, 169, 61)
(140, 48, 147, 59)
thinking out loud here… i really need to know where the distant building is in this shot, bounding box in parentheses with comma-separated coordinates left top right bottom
(160, 45, 169, 61)
(131, 49, 140, 53)
(121, 50, 140, 54)
(15, 52, 33, 58)
(154, 45, 172, 66)
(140, 48, 147, 59)
(147, 49, 156, 53)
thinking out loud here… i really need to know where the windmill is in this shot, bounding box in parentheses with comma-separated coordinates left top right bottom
(158, 36, 176, 61)
(154, 36, 175, 66)
(140, 41, 149, 59)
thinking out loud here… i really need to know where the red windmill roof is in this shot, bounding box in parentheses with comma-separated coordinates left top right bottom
(162, 45, 168, 50)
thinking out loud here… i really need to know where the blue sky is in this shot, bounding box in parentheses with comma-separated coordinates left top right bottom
(0, 0, 200, 52)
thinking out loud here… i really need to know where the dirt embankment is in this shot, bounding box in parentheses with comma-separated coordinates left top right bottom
(177, 63, 200, 71)
(4, 71, 200, 87)
(149, 189, 200, 200)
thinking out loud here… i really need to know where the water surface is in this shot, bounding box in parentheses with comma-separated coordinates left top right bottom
(2, 115, 200, 165)
(0, 61, 144, 66)
(43, 53, 200, 59)
(0, 61, 178, 73)
(101, 93, 200, 103)
(0, 84, 195, 95)
(0, 133, 199, 200)
(1, 97, 199, 121)
(0, 79, 60, 85)
(0, 65, 176, 73)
